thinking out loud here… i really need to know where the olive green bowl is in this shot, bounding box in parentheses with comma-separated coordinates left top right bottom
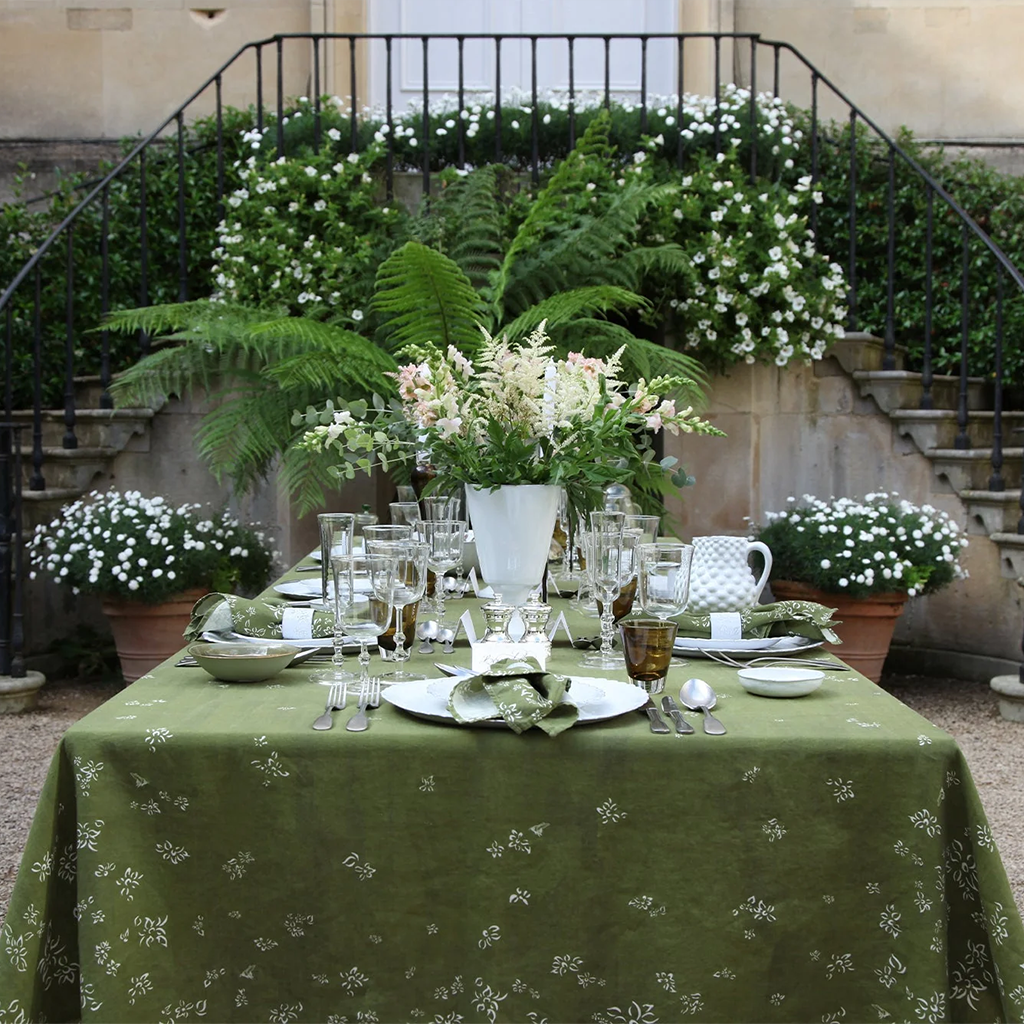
(186, 642, 300, 683)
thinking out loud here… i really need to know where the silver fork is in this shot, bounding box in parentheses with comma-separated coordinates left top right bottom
(346, 677, 381, 732)
(700, 649, 851, 671)
(312, 681, 346, 730)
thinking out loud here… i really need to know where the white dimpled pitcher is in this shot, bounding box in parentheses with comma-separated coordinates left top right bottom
(687, 535, 773, 614)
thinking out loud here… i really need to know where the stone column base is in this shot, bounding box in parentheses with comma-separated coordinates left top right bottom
(0, 671, 47, 713)
(990, 674, 1024, 723)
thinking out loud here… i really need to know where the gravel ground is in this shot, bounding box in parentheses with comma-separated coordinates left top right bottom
(2, 673, 1023, 924)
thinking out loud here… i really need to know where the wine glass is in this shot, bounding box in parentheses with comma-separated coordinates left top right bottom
(337, 551, 397, 690)
(581, 512, 637, 669)
(389, 502, 423, 537)
(422, 519, 466, 624)
(638, 542, 693, 620)
(422, 494, 462, 521)
(363, 524, 413, 546)
(365, 538, 429, 681)
(310, 513, 357, 686)
(624, 514, 661, 546)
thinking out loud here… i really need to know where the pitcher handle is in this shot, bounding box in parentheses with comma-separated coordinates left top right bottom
(748, 541, 773, 603)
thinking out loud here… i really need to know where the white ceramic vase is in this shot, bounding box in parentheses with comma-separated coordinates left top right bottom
(464, 484, 560, 606)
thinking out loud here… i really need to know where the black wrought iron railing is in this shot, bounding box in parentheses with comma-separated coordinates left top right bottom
(0, 423, 26, 678)
(3, 31, 1024, 677)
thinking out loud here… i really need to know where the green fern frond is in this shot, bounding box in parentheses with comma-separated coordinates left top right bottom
(500, 286, 649, 343)
(372, 241, 491, 354)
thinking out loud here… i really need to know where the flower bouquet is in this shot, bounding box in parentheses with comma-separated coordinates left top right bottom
(295, 324, 723, 520)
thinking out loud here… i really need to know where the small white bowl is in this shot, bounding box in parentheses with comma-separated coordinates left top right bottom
(187, 642, 300, 683)
(737, 666, 824, 698)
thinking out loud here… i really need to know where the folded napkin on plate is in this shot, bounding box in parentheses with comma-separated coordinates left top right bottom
(447, 656, 579, 736)
(673, 600, 843, 644)
(184, 593, 334, 642)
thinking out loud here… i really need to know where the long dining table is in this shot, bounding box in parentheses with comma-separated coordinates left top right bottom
(2, 561, 1024, 1024)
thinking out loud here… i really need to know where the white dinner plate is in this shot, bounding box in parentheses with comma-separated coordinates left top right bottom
(382, 676, 648, 728)
(674, 634, 823, 658)
(273, 577, 372, 599)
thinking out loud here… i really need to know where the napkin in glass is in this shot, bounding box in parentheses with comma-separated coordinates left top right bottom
(673, 600, 843, 644)
(184, 593, 334, 642)
(446, 657, 579, 736)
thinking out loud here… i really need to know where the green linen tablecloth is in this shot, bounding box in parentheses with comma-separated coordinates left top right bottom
(3, 575, 1024, 1023)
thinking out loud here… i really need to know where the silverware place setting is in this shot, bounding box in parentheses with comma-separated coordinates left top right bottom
(346, 677, 382, 732)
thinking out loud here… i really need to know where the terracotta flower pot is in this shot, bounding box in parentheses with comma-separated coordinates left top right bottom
(768, 579, 908, 684)
(101, 588, 208, 683)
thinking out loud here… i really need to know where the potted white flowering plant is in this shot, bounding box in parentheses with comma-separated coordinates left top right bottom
(30, 490, 275, 681)
(753, 492, 968, 681)
(296, 325, 723, 602)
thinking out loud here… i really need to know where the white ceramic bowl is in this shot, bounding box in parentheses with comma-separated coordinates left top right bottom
(187, 642, 300, 683)
(737, 666, 824, 698)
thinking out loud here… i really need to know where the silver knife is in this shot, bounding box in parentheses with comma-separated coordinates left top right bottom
(434, 663, 476, 677)
(661, 695, 695, 735)
(640, 697, 671, 734)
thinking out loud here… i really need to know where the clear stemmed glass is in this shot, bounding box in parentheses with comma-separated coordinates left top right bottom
(337, 551, 397, 690)
(422, 519, 466, 624)
(310, 513, 357, 686)
(363, 524, 413, 546)
(624, 514, 661, 546)
(638, 542, 694, 620)
(389, 502, 423, 538)
(580, 512, 637, 669)
(365, 538, 429, 681)
(422, 494, 461, 521)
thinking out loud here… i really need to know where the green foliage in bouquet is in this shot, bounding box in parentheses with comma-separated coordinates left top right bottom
(29, 490, 277, 604)
(753, 492, 968, 599)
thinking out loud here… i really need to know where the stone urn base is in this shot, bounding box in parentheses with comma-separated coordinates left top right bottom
(769, 579, 908, 683)
(101, 588, 207, 682)
(0, 670, 47, 713)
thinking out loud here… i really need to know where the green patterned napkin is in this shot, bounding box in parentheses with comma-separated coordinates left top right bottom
(673, 600, 843, 643)
(447, 657, 579, 736)
(184, 593, 334, 642)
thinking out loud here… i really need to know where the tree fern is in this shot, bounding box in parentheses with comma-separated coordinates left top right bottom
(372, 241, 491, 354)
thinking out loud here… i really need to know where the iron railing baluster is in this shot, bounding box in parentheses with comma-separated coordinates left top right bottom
(276, 36, 285, 157)
(350, 37, 358, 153)
(313, 38, 321, 154)
(955, 223, 971, 449)
(531, 37, 539, 185)
(714, 35, 721, 154)
(30, 269, 43, 491)
(921, 189, 934, 409)
(421, 36, 430, 196)
(138, 147, 150, 356)
(215, 74, 225, 226)
(176, 111, 188, 302)
(3, 308, 11, 421)
(847, 109, 858, 332)
(457, 37, 465, 168)
(495, 36, 502, 162)
(100, 183, 112, 409)
(640, 36, 648, 133)
(990, 265, 1005, 491)
(0, 424, 9, 677)
(256, 44, 264, 133)
(676, 36, 684, 169)
(10, 426, 24, 678)
(63, 228, 77, 450)
(385, 36, 394, 200)
(810, 71, 819, 238)
(604, 36, 610, 109)
(773, 42, 780, 97)
(748, 39, 757, 183)
(568, 37, 575, 151)
(884, 143, 896, 370)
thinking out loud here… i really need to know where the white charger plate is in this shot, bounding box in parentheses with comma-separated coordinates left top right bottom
(274, 577, 373, 599)
(674, 635, 823, 658)
(383, 676, 648, 728)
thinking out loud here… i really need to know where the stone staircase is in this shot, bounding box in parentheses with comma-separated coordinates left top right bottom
(9, 377, 161, 521)
(831, 333, 1024, 581)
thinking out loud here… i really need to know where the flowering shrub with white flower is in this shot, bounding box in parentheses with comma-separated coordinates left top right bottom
(642, 148, 847, 370)
(210, 140, 405, 319)
(754, 493, 968, 599)
(29, 490, 276, 603)
(295, 324, 723, 515)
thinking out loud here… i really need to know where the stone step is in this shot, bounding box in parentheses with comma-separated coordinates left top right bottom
(894, 409, 1024, 452)
(17, 445, 117, 493)
(827, 332, 904, 374)
(928, 447, 1023, 491)
(960, 488, 1024, 535)
(853, 370, 989, 414)
(7, 408, 154, 451)
(989, 532, 1024, 581)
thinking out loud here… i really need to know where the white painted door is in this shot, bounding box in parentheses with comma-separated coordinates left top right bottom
(367, 0, 680, 114)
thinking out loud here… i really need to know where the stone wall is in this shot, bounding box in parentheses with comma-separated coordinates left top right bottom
(663, 354, 1022, 667)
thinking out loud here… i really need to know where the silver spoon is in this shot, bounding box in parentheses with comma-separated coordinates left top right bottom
(437, 619, 461, 654)
(680, 677, 727, 735)
(416, 619, 439, 653)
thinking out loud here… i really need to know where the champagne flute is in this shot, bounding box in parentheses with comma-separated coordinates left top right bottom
(422, 519, 466, 624)
(389, 502, 423, 538)
(581, 512, 636, 669)
(624, 514, 661, 546)
(338, 551, 397, 690)
(310, 513, 357, 686)
(366, 538, 429, 681)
